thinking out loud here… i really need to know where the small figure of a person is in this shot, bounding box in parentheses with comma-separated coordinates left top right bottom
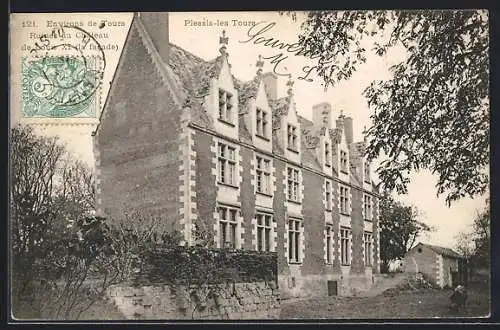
(449, 285, 467, 313)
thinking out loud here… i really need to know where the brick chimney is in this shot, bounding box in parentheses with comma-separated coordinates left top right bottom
(262, 72, 277, 101)
(138, 12, 169, 64)
(312, 102, 332, 130)
(343, 116, 353, 145)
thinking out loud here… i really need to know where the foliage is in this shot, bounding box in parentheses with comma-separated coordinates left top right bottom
(281, 10, 489, 204)
(10, 125, 96, 295)
(10, 124, 108, 319)
(32, 216, 121, 319)
(454, 231, 475, 259)
(466, 201, 490, 269)
(454, 199, 490, 271)
(142, 247, 277, 285)
(379, 192, 433, 272)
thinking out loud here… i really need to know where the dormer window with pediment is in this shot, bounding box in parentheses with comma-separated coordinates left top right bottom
(287, 124, 298, 152)
(218, 88, 234, 125)
(340, 150, 348, 173)
(256, 107, 269, 140)
(364, 162, 371, 183)
(324, 141, 331, 167)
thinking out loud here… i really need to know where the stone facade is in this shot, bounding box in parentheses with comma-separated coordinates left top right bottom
(403, 243, 464, 288)
(94, 13, 381, 300)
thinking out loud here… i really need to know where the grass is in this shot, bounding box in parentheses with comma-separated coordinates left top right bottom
(280, 280, 490, 319)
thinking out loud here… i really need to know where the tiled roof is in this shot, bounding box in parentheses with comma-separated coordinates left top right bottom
(238, 116, 253, 144)
(270, 97, 291, 117)
(238, 76, 261, 114)
(135, 23, 370, 189)
(418, 243, 465, 259)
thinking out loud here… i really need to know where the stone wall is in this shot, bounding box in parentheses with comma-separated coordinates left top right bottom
(107, 281, 280, 320)
(96, 23, 183, 234)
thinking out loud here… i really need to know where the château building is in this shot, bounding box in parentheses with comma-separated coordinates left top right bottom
(93, 12, 381, 298)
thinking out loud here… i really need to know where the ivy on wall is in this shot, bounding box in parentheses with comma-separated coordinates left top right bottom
(139, 247, 277, 285)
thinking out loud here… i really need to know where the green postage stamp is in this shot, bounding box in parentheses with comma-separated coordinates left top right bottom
(20, 25, 106, 119)
(22, 56, 101, 118)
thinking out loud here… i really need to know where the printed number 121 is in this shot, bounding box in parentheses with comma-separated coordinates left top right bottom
(22, 21, 36, 28)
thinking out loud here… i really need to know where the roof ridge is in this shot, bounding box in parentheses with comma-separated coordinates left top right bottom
(169, 42, 208, 65)
(134, 16, 185, 106)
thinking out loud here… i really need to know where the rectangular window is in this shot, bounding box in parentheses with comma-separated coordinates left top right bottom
(364, 194, 372, 220)
(325, 180, 332, 211)
(256, 108, 268, 139)
(288, 218, 301, 263)
(325, 141, 331, 167)
(256, 213, 273, 252)
(218, 205, 239, 248)
(287, 167, 300, 202)
(217, 143, 237, 186)
(287, 124, 298, 151)
(340, 150, 348, 173)
(364, 232, 373, 266)
(364, 162, 370, 183)
(218, 89, 233, 124)
(340, 227, 351, 265)
(256, 155, 272, 195)
(326, 225, 333, 264)
(340, 185, 350, 215)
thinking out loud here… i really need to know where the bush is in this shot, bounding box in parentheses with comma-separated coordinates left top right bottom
(138, 246, 278, 286)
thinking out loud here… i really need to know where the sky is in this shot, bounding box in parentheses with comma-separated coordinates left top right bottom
(11, 11, 489, 250)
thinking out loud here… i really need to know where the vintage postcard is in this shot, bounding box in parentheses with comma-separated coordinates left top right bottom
(9, 10, 490, 321)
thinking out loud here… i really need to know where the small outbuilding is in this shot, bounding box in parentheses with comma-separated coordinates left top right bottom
(403, 243, 468, 288)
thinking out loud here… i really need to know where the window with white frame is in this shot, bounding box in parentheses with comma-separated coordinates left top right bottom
(364, 232, 373, 266)
(217, 142, 237, 186)
(256, 108, 269, 139)
(364, 162, 370, 183)
(256, 155, 272, 195)
(340, 227, 351, 265)
(288, 218, 301, 263)
(256, 213, 273, 252)
(287, 124, 298, 151)
(218, 205, 239, 248)
(324, 141, 331, 167)
(218, 89, 233, 124)
(325, 225, 333, 264)
(340, 150, 348, 173)
(339, 185, 350, 215)
(287, 167, 300, 202)
(325, 179, 332, 211)
(364, 194, 373, 220)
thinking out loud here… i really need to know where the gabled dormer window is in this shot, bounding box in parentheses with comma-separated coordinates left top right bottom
(287, 124, 298, 151)
(340, 150, 348, 173)
(364, 162, 370, 183)
(219, 89, 233, 124)
(256, 108, 269, 139)
(324, 141, 331, 167)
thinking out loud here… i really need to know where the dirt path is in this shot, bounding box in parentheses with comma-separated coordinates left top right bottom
(280, 286, 490, 319)
(357, 273, 408, 297)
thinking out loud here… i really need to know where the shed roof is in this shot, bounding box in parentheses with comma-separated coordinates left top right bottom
(415, 243, 465, 259)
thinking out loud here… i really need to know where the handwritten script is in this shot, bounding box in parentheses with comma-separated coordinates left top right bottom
(239, 21, 336, 87)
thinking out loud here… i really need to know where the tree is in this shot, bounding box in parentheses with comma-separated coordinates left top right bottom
(378, 192, 433, 272)
(282, 10, 489, 204)
(10, 124, 67, 294)
(470, 201, 490, 269)
(454, 231, 475, 259)
(10, 124, 104, 318)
